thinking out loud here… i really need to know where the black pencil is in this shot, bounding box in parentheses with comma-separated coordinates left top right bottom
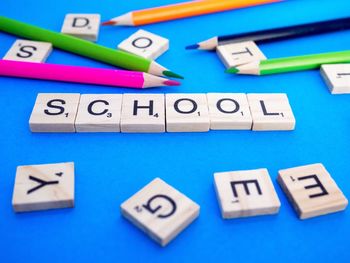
(186, 17, 350, 50)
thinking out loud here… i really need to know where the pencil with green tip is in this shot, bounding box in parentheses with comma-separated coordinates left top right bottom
(225, 50, 350, 75)
(0, 16, 182, 79)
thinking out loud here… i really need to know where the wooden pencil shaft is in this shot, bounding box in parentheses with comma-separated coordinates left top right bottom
(0, 60, 149, 88)
(260, 50, 350, 75)
(132, 0, 281, 25)
(0, 16, 153, 73)
(218, 17, 350, 45)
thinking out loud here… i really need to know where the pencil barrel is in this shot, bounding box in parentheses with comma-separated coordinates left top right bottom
(261, 51, 350, 74)
(133, 0, 280, 25)
(219, 17, 350, 45)
(0, 16, 151, 73)
(0, 60, 144, 88)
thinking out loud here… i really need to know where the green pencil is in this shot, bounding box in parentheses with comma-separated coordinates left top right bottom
(225, 50, 350, 75)
(0, 16, 182, 79)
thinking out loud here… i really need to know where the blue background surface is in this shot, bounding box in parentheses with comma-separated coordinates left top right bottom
(1, 0, 350, 262)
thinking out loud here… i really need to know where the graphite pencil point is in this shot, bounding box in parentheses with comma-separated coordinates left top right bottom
(163, 80, 181, 86)
(163, 70, 184, 79)
(225, 67, 239, 74)
(185, 44, 199, 50)
(101, 20, 116, 26)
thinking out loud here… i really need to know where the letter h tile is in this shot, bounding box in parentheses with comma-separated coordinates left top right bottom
(120, 94, 165, 133)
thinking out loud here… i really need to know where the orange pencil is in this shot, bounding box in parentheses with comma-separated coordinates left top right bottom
(102, 0, 282, 26)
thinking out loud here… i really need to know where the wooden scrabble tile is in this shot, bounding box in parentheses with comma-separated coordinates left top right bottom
(29, 93, 81, 132)
(121, 178, 199, 246)
(12, 162, 74, 212)
(321, 64, 350, 94)
(3, 39, 52, 63)
(278, 163, 348, 219)
(118, 29, 169, 60)
(165, 94, 210, 132)
(75, 94, 122, 132)
(61, 14, 100, 42)
(216, 41, 266, 68)
(214, 169, 280, 219)
(207, 93, 252, 130)
(121, 94, 165, 133)
(247, 93, 295, 131)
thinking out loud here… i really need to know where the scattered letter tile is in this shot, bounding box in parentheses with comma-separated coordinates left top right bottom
(61, 14, 100, 42)
(278, 163, 348, 219)
(216, 41, 266, 68)
(3, 39, 52, 63)
(214, 168, 280, 219)
(121, 178, 200, 246)
(12, 162, 75, 212)
(321, 64, 350, 94)
(118, 29, 169, 60)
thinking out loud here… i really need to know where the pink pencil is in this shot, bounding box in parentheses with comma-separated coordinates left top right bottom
(0, 59, 180, 88)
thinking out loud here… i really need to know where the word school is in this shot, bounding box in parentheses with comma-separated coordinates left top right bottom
(29, 93, 296, 133)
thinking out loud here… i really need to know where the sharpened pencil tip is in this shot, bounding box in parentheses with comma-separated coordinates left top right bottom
(185, 44, 199, 50)
(163, 80, 181, 86)
(163, 70, 184, 79)
(101, 20, 116, 26)
(225, 67, 239, 74)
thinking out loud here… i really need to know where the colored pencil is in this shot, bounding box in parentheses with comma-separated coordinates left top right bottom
(0, 60, 180, 88)
(0, 16, 182, 79)
(225, 50, 350, 75)
(102, 0, 282, 26)
(186, 17, 350, 50)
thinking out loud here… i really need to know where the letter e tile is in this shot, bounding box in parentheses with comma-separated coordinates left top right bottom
(278, 163, 348, 219)
(214, 168, 280, 219)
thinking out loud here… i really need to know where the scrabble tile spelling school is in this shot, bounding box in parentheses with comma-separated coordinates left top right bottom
(29, 93, 296, 133)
